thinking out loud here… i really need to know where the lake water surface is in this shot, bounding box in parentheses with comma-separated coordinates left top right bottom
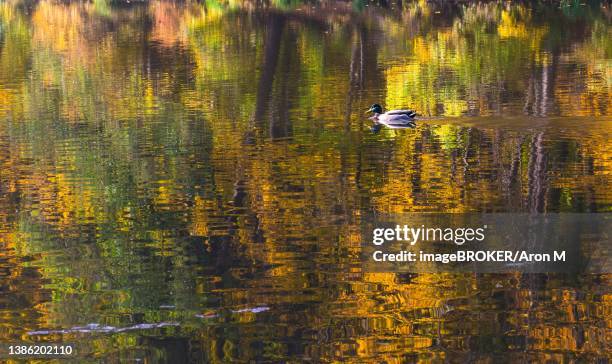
(0, 0, 610, 362)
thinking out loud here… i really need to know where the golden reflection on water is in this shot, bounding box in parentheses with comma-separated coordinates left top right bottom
(0, 0, 610, 362)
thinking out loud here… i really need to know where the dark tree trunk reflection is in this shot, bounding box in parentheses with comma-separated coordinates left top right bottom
(253, 14, 286, 123)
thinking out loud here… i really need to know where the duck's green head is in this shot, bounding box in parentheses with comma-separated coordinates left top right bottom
(366, 104, 383, 114)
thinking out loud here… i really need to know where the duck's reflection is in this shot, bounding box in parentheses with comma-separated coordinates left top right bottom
(370, 121, 416, 133)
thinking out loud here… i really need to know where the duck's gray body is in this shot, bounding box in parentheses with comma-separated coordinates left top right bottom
(383, 109, 417, 117)
(370, 109, 417, 128)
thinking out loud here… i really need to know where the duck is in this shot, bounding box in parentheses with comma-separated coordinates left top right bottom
(365, 103, 417, 129)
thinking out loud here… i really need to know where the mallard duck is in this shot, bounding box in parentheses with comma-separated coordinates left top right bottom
(366, 103, 417, 128)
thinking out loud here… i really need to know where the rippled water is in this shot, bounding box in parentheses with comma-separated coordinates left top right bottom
(0, 0, 610, 362)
